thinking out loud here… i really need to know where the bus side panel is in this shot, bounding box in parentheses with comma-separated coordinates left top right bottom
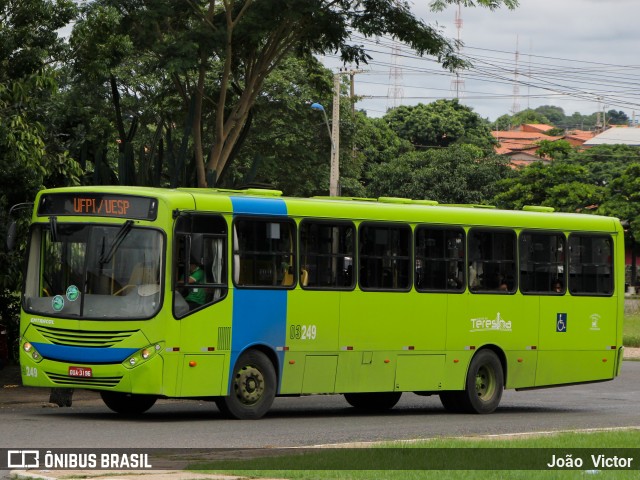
(281, 290, 340, 394)
(446, 292, 540, 390)
(337, 290, 447, 393)
(334, 351, 396, 393)
(536, 295, 618, 386)
(177, 299, 233, 397)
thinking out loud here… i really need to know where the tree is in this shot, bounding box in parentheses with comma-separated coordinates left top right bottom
(606, 109, 629, 126)
(536, 139, 574, 161)
(491, 160, 604, 212)
(598, 163, 640, 240)
(565, 144, 640, 187)
(534, 105, 565, 126)
(491, 109, 551, 130)
(72, 0, 517, 187)
(0, 0, 80, 368)
(366, 144, 511, 203)
(384, 99, 497, 154)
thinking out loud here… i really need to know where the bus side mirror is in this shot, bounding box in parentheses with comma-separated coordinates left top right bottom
(6, 221, 17, 252)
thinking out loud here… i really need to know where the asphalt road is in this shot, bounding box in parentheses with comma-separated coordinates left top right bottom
(1, 361, 638, 450)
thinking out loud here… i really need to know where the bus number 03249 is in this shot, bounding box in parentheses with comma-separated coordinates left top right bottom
(289, 324, 317, 340)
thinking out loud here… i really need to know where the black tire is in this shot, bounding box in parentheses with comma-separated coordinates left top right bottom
(215, 350, 276, 420)
(448, 349, 504, 414)
(100, 391, 157, 414)
(344, 392, 402, 411)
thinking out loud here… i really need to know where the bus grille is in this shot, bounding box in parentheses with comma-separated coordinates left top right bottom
(218, 327, 231, 350)
(46, 372, 123, 388)
(33, 325, 138, 348)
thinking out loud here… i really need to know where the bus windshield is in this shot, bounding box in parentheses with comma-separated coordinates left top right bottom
(23, 223, 163, 319)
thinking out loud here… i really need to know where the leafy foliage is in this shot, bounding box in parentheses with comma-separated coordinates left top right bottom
(366, 144, 512, 203)
(384, 100, 497, 154)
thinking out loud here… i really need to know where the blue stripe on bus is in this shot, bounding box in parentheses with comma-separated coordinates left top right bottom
(229, 195, 288, 393)
(231, 289, 287, 391)
(32, 343, 137, 364)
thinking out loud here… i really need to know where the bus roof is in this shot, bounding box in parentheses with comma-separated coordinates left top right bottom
(35, 186, 621, 233)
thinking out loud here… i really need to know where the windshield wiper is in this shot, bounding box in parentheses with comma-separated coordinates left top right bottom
(99, 220, 134, 265)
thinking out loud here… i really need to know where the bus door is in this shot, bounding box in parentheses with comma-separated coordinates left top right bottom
(173, 214, 230, 397)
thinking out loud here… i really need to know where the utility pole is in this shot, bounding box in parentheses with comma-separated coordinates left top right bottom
(329, 68, 363, 197)
(330, 72, 340, 197)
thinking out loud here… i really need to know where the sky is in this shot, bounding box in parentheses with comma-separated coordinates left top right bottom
(319, 0, 640, 123)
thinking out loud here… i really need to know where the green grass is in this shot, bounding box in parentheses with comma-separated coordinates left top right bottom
(191, 429, 640, 480)
(624, 313, 640, 347)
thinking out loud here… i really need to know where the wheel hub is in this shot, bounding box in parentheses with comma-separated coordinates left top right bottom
(475, 365, 496, 400)
(234, 365, 264, 405)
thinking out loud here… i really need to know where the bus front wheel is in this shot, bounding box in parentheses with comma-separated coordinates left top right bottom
(344, 392, 402, 411)
(440, 349, 504, 414)
(215, 350, 276, 420)
(100, 391, 157, 414)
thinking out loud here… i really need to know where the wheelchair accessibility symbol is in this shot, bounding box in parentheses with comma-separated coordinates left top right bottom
(556, 313, 567, 333)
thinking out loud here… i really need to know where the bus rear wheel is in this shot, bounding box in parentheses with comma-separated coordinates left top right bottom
(215, 350, 276, 420)
(100, 391, 157, 414)
(440, 349, 504, 414)
(344, 392, 402, 411)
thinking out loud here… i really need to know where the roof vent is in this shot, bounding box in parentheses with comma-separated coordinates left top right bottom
(377, 197, 413, 204)
(243, 188, 283, 197)
(523, 205, 555, 213)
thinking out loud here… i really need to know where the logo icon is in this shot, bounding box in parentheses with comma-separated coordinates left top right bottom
(52, 295, 65, 312)
(66, 285, 79, 302)
(556, 313, 567, 332)
(7, 450, 40, 468)
(590, 314, 601, 331)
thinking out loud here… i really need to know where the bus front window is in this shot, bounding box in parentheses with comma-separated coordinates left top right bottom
(24, 223, 163, 319)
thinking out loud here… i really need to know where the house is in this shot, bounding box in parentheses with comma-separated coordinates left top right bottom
(491, 129, 561, 166)
(583, 127, 640, 146)
(564, 130, 596, 147)
(492, 124, 597, 166)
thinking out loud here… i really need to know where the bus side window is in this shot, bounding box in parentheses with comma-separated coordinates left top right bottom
(173, 214, 228, 318)
(519, 231, 566, 295)
(568, 234, 613, 296)
(359, 223, 411, 291)
(468, 228, 516, 294)
(415, 226, 465, 293)
(299, 220, 355, 290)
(233, 218, 296, 288)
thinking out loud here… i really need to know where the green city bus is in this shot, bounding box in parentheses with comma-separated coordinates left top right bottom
(18, 186, 624, 419)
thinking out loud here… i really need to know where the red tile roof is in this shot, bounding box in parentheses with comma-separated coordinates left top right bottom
(521, 124, 555, 133)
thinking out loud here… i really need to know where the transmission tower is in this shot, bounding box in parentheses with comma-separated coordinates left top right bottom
(511, 36, 521, 114)
(387, 41, 404, 110)
(450, 3, 465, 98)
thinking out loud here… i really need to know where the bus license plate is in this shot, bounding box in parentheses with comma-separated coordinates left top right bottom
(69, 366, 92, 377)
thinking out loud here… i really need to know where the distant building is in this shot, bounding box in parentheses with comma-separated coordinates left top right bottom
(583, 127, 640, 146)
(564, 130, 596, 147)
(491, 129, 561, 166)
(492, 124, 596, 166)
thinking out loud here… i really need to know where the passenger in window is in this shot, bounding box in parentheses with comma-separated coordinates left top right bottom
(185, 262, 206, 310)
(553, 279, 563, 293)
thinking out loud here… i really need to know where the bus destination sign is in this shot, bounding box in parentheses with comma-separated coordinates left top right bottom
(38, 193, 158, 220)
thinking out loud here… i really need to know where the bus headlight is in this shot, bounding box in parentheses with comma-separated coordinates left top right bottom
(22, 340, 43, 363)
(123, 342, 163, 369)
